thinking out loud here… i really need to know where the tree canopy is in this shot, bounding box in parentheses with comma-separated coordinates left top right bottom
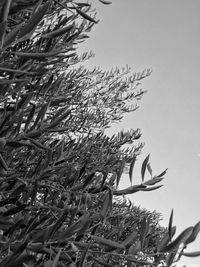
(0, 0, 199, 266)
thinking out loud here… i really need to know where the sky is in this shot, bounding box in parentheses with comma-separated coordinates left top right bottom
(77, 0, 200, 266)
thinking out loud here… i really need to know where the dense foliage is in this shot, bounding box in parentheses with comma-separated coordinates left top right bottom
(0, 0, 199, 266)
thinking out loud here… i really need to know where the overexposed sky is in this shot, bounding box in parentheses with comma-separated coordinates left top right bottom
(78, 0, 200, 266)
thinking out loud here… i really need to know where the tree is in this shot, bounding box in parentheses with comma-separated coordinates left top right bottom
(0, 0, 199, 266)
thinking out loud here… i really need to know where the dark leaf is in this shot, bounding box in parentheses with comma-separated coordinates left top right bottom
(75, 7, 98, 24)
(180, 251, 200, 257)
(141, 154, 150, 182)
(42, 24, 74, 38)
(3, 204, 27, 216)
(157, 168, 168, 178)
(78, 244, 90, 267)
(116, 158, 126, 188)
(100, 190, 112, 218)
(129, 156, 136, 184)
(91, 235, 125, 250)
(99, 0, 112, 4)
(168, 209, 174, 240)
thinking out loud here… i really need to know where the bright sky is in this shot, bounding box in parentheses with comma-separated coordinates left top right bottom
(78, 0, 200, 266)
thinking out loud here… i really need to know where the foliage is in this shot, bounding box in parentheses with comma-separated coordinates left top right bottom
(0, 0, 199, 266)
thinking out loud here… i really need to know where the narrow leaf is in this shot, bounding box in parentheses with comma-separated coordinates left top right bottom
(75, 7, 98, 24)
(144, 177, 163, 186)
(116, 158, 126, 188)
(16, 93, 33, 111)
(91, 235, 125, 250)
(78, 244, 90, 267)
(147, 162, 153, 176)
(129, 156, 136, 184)
(168, 209, 174, 240)
(122, 230, 138, 248)
(180, 251, 200, 257)
(25, 104, 36, 131)
(157, 168, 168, 178)
(3, 204, 26, 216)
(128, 241, 141, 255)
(0, 153, 8, 171)
(114, 184, 145, 196)
(51, 249, 61, 267)
(99, 0, 112, 4)
(141, 154, 150, 182)
(140, 218, 149, 249)
(100, 190, 112, 218)
(139, 185, 163, 192)
(42, 24, 74, 38)
(3, 23, 23, 48)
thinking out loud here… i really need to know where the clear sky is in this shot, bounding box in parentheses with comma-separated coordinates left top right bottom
(78, 0, 200, 266)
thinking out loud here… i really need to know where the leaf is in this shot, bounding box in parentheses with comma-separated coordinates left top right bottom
(58, 222, 81, 240)
(75, 7, 98, 24)
(140, 218, 149, 249)
(161, 227, 193, 252)
(139, 185, 163, 192)
(91, 235, 125, 250)
(47, 109, 71, 129)
(48, 212, 68, 239)
(121, 230, 138, 248)
(0, 0, 12, 23)
(0, 21, 6, 47)
(14, 50, 70, 59)
(144, 177, 163, 186)
(179, 251, 200, 257)
(16, 93, 33, 111)
(0, 0, 12, 47)
(3, 23, 23, 48)
(0, 67, 33, 75)
(42, 24, 74, 38)
(78, 244, 90, 267)
(99, 0, 112, 4)
(76, 213, 91, 239)
(166, 250, 178, 267)
(108, 172, 116, 186)
(18, 2, 50, 38)
(25, 104, 36, 131)
(114, 184, 145, 196)
(3, 204, 27, 216)
(157, 168, 168, 178)
(26, 138, 50, 151)
(116, 158, 126, 188)
(51, 249, 61, 267)
(168, 209, 174, 240)
(185, 221, 200, 244)
(31, 102, 49, 130)
(128, 241, 141, 255)
(0, 195, 20, 207)
(141, 154, 150, 182)
(27, 243, 49, 254)
(100, 190, 112, 218)
(147, 162, 152, 176)
(129, 156, 136, 184)
(0, 153, 8, 171)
